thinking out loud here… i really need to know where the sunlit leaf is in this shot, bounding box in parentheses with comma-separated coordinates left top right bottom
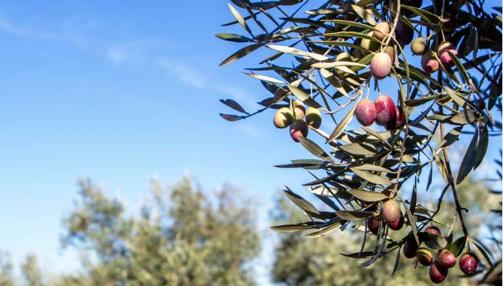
(220, 43, 262, 66)
(299, 137, 331, 160)
(327, 100, 359, 143)
(215, 33, 252, 42)
(350, 189, 389, 202)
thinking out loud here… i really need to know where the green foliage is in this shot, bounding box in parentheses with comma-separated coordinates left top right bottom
(53, 177, 260, 285)
(217, 0, 502, 281)
(0, 252, 14, 286)
(21, 255, 44, 286)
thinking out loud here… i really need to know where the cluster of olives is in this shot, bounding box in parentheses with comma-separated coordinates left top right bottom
(354, 95, 405, 130)
(363, 18, 459, 78)
(366, 202, 480, 284)
(411, 38, 459, 74)
(402, 226, 480, 284)
(361, 19, 415, 81)
(367, 199, 405, 233)
(273, 101, 322, 142)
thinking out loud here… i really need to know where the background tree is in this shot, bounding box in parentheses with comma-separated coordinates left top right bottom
(21, 255, 44, 286)
(53, 176, 260, 285)
(217, 0, 501, 283)
(0, 252, 14, 286)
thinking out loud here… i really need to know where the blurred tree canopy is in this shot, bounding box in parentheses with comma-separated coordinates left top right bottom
(0, 175, 499, 285)
(6, 177, 259, 286)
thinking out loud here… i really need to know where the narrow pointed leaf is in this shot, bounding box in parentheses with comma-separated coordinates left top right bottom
(335, 210, 374, 220)
(447, 236, 467, 257)
(220, 99, 248, 114)
(327, 100, 358, 143)
(215, 33, 252, 42)
(350, 189, 389, 202)
(352, 169, 392, 185)
(474, 125, 489, 169)
(284, 188, 320, 215)
(219, 43, 262, 66)
(299, 137, 331, 159)
(220, 113, 243, 121)
(456, 130, 479, 184)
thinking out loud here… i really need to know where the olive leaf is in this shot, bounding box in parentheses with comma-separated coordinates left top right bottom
(270, 221, 326, 232)
(220, 113, 243, 121)
(219, 43, 262, 66)
(215, 33, 252, 42)
(327, 100, 359, 143)
(447, 236, 467, 257)
(474, 125, 489, 169)
(299, 137, 331, 160)
(227, 3, 251, 33)
(350, 189, 389, 202)
(220, 99, 249, 114)
(456, 129, 479, 184)
(336, 210, 374, 220)
(352, 169, 392, 185)
(306, 220, 342, 237)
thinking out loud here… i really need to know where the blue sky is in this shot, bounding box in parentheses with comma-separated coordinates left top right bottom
(0, 0, 500, 283)
(0, 1, 312, 280)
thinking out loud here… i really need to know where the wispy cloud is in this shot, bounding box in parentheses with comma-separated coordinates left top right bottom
(0, 16, 260, 139)
(0, 16, 94, 53)
(0, 18, 59, 40)
(157, 59, 207, 88)
(157, 58, 257, 110)
(106, 44, 133, 65)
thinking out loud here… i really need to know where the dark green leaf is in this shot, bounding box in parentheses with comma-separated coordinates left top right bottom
(284, 187, 320, 215)
(474, 125, 489, 169)
(322, 19, 374, 30)
(219, 43, 262, 66)
(270, 222, 325, 232)
(447, 236, 467, 257)
(299, 137, 331, 160)
(220, 99, 248, 114)
(350, 189, 389, 202)
(456, 129, 479, 184)
(215, 33, 252, 42)
(340, 251, 375, 258)
(220, 113, 243, 121)
(335, 210, 374, 220)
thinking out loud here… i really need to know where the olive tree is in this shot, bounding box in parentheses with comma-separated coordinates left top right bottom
(217, 0, 501, 284)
